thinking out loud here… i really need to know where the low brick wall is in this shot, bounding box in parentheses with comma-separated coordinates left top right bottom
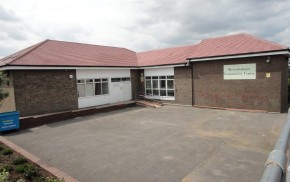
(20, 102, 136, 130)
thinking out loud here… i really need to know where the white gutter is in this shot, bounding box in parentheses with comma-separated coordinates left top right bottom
(0, 66, 138, 71)
(0, 64, 186, 71)
(188, 50, 289, 62)
(142, 64, 185, 69)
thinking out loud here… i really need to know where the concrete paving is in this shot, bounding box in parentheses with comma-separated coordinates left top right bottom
(3, 106, 287, 182)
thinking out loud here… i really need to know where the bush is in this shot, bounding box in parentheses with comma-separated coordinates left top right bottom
(32, 176, 46, 182)
(1, 148, 13, 155)
(0, 145, 4, 151)
(13, 157, 28, 165)
(24, 165, 39, 179)
(0, 170, 9, 182)
(15, 164, 39, 179)
(1, 165, 14, 172)
(15, 164, 26, 173)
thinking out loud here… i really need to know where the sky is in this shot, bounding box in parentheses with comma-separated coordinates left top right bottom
(0, 0, 290, 58)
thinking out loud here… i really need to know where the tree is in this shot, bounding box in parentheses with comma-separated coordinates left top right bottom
(0, 71, 9, 101)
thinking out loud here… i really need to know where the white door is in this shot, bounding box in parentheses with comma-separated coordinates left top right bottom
(123, 81, 132, 101)
(111, 81, 132, 103)
(111, 82, 124, 103)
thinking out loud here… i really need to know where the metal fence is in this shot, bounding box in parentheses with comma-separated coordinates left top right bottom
(261, 113, 290, 182)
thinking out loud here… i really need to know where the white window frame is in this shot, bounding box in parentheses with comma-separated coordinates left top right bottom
(145, 75, 175, 98)
(77, 78, 109, 98)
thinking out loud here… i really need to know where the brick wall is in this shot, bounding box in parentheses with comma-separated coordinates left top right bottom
(192, 55, 288, 112)
(174, 66, 192, 105)
(13, 70, 78, 116)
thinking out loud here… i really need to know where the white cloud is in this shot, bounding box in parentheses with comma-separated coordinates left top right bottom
(0, 0, 289, 58)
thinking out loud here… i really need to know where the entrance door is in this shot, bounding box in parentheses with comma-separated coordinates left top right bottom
(111, 81, 132, 103)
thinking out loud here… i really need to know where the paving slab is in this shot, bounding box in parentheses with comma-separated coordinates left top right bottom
(3, 106, 287, 182)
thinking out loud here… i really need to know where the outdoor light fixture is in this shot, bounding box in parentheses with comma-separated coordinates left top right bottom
(266, 56, 271, 63)
(69, 74, 73, 79)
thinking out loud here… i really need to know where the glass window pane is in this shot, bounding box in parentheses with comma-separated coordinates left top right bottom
(146, 89, 152, 96)
(102, 78, 108, 82)
(152, 76, 158, 79)
(94, 79, 101, 82)
(167, 80, 174, 89)
(160, 80, 166, 89)
(153, 80, 158, 89)
(77, 80, 85, 83)
(153, 90, 159, 96)
(95, 83, 102, 95)
(159, 76, 166, 79)
(86, 79, 93, 83)
(122, 77, 130, 81)
(102, 82, 109, 94)
(86, 83, 94, 96)
(146, 80, 151, 88)
(77, 84, 86, 97)
(111, 78, 121, 82)
(167, 76, 174, 79)
(167, 90, 175, 96)
(145, 76, 151, 79)
(160, 90, 166, 96)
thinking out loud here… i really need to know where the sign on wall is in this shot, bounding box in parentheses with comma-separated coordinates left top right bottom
(224, 63, 256, 80)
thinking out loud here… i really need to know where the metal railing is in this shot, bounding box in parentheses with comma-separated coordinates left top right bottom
(261, 112, 290, 182)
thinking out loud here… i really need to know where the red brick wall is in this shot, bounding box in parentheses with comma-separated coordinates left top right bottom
(174, 66, 192, 105)
(192, 55, 288, 112)
(13, 70, 78, 116)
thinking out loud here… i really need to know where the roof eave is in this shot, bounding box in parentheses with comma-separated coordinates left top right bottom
(0, 65, 140, 71)
(188, 49, 290, 62)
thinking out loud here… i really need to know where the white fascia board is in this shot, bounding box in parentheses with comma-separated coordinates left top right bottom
(0, 64, 187, 71)
(0, 66, 138, 71)
(142, 64, 186, 69)
(189, 50, 289, 62)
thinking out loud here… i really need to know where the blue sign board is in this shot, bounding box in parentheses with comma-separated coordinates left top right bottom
(0, 111, 19, 132)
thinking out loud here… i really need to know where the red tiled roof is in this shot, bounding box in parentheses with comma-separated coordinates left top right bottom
(137, 44, 198, 66)
(0, 40, 138, 67)
(188, 33, 288, 59)
(0, 33, 288, 68)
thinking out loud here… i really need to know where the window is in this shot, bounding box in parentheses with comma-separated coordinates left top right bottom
(77, 78, 109, 97)
(111, 77, 131, 82)
(111, 78, 121, 82)
(122, 77, 130, 81)
(145, 75, 175, 97)
(77, 80, 86, 97)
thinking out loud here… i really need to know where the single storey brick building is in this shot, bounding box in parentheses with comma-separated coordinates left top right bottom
(0, 33, 289, 116)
